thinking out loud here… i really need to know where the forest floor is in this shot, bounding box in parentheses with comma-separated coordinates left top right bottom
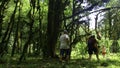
(0, 53, 120, 68)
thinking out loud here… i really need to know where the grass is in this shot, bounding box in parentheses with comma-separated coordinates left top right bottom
(0, 53, 120, 68)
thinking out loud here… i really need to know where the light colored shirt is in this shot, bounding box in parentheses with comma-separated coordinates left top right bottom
(60, 34, 70, 49)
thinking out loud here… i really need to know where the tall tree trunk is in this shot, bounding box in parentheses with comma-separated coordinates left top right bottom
(11, 1, 22, 56)
(95, 14, 98, 32)
(44, 0, 63, 58)
(108, 10, 112, 39)
(36, 0, 42, 55)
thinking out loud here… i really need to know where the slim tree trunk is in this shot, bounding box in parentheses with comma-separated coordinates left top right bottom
(108, 10, 112, 39)
(37, 0, 43, 54)
(11, 1, 21, 56)
(0, 1, 18, 57)
(19, 8, 34, 62)
(0, 0, 10, 39)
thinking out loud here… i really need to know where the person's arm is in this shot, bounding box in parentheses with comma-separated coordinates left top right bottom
(66, 35, 70, 45)
(94, 39, 98, 48)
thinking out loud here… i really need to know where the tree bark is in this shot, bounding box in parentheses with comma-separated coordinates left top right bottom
(11, 2, 21, 56)
(43, 0, 63, 58)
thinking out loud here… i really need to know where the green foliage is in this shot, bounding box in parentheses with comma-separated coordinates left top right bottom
(71, 42, 87, 59)
(100, 0, 120, 40)
(64, 1, 72, 17)
(106, 0, 120, 7)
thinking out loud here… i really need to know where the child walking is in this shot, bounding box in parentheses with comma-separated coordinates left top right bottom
(102, 45, 106, 58)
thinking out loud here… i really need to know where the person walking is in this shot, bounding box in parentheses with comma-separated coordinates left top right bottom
(59, 30, 70, 62)
(87, 35, 99, 61)
(102, 45, 106, 58)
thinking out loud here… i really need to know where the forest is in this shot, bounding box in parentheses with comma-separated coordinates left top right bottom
(0, 0, 120, 68)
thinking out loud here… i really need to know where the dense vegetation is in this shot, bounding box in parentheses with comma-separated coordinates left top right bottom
(0, 0, 120, 68)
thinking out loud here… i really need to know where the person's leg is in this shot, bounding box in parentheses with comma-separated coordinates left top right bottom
(94, 48, 99, 61)
(102, 52, 106, 58)
(88, 54, 92, 60)
(95, 53, 99, 61)
(65, 49, 70, 61)
(88, 48, 93, 60)
(60, 49, 64, 61)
